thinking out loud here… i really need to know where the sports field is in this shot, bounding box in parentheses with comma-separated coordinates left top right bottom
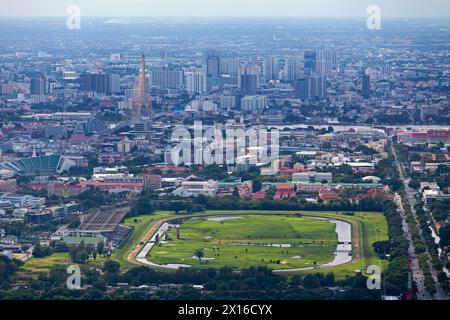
(150, 215, 338, 270)
(21, 210, 388, 279)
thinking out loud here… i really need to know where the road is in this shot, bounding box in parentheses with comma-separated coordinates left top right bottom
(394, 192, 430, 300)
(391, 142, 446, 300)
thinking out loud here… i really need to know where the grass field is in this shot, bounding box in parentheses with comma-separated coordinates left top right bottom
(21, 210, 388, 279)
(22, 252, 107, 274)
(150, 215, 338, 270)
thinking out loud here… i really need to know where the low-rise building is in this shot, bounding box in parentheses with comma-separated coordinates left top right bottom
(173, 180, 219, 197)
(292, 172, 332, 183)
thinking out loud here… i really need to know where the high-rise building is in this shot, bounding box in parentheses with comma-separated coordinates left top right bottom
(240, 74, 258, 95)
(220, 58, 240, 77)
(295, 75, 327, 100)
(206, 55, 220, 80)
(80, 73, 120, 94)
(150, 68, 184, 90)
(310, 75, 327, 100)
(185, 70, 208, 94)
(109, 74, 120, 94)
(362, 73, 371, 99)
(241, 95, 268, 114)
(315, 50, 335, 75)
(294, 77, 310, 100)
(304, 50, 317, 75)
(285, 56, 303, 82)
(205, 50, 221, 91)
(264, 56, 282, 81)
(30, 77, 47, 95)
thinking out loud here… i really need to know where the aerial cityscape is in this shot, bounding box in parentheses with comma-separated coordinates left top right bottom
(0, 1, 450, 308)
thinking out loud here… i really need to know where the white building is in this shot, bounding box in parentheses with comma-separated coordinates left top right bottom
(292, 172, 333, 183)
(185, 71, 208, 94)
(173, 180, 219, 198)
(241, 95, 268, 113)
(423, 189, 450, 207)
(0, 169, 14, 180)
(0, 193, 46, 208)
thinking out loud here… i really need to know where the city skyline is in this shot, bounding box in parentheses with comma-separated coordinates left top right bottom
(1, 0, 450, 17)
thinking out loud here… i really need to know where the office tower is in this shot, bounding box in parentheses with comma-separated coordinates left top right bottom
(310, 75, 327, 100)
(362, 74, 370, 99)
(109, 74, 120, 94)
(220, 58, 240, 77)
(150, 68, 184, 90)
(285, 56, 303, 82)
(80, 73, 109, 94)
(315, 50, 335, 75)
(132, 54, 153, 121)
(80, 73, 120, 94)
(204, 49, 221, 89)
(185, 70, 208, 94)
(304, 50, 317, 75)
(240, 74, 258, 95)
(294, 77, 310, 100)
(206, 55, 220, 80)
(30, 77, 47, 95)
(294, 76, 326, 100)
(263, 56, 281, 81)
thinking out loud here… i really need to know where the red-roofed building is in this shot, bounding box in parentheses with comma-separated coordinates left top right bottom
(47, 182, 86, 197)
(398, 130, 450, 145)
(252, 191, 266, 201)
(273, 184, 296, 200)
(70, 133, 88, 143)
(319, 188, 340, 202)
(79, 181, 143, 192)
(239, 181, 253, 198)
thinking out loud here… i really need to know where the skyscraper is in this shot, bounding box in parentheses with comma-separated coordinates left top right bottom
(185, 70, 208, 94)
(220, 58, 240, 77)
(263, 56, 281, 81)
(30, 77, 47, 95)
(310, 75, 327, 100)
(240, 74, 258, 95)
(205, 50, 221, 90)
(150, 68, 184, 90)
(304, 50, 317, 75)
(294, 75, 327, 100)
(362, 73, 370, 99)
(315, 50, 335, 76)
(80, 73, 118, 94)
(294, 77, 310, 100)
(285, 56, 303, 82)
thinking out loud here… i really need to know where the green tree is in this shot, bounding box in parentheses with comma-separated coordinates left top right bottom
(194, 249, 204, 262)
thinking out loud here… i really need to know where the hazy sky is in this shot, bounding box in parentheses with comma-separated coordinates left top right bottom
(1, 0, 450, 17)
